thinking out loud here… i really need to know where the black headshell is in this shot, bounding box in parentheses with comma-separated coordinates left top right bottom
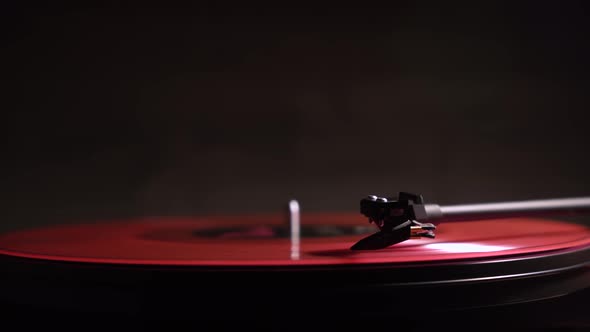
(360, 192, 425, 232)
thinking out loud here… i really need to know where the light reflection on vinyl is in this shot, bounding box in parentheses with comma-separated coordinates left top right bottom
(424, 242, 513, 253)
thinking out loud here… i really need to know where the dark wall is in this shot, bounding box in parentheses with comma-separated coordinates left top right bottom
(3, 4, 590, 231)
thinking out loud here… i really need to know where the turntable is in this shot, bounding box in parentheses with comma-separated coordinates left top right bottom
(1, 193, 589, 331)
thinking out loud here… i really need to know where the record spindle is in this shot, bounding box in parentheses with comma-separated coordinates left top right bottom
(288, 199, 301, 260)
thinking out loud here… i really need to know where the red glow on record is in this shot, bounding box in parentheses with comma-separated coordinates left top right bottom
(0, 213, 589, 267)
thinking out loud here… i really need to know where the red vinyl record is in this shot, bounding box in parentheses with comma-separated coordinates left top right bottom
(1, 213, 590, 331)
(1, 213, 589, 267)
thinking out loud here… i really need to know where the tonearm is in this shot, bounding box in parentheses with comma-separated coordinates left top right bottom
(351, 192, 590, 250)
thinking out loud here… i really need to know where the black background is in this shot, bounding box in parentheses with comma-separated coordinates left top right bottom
(2, 3, 590, 231)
